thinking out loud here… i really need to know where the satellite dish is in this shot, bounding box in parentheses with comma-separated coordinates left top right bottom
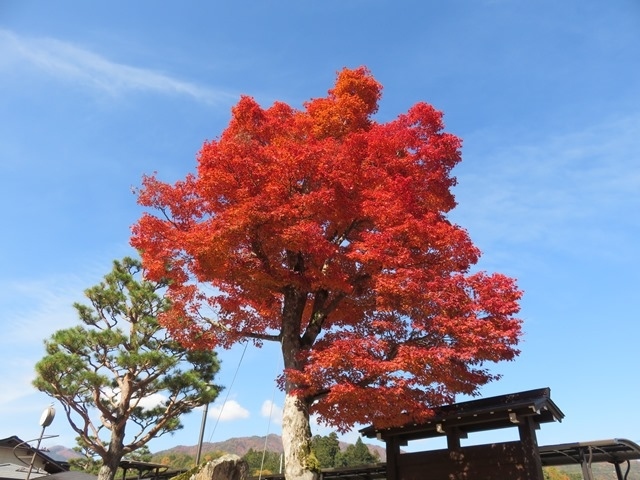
(39, 405, 55, 427)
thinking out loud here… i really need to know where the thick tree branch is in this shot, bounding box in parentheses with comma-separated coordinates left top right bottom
(240, 330, 282, 342)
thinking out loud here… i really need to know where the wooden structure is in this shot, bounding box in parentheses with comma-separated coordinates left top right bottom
(540, 438, 640, 480)
(360, 388, 564, 480)
(118, 460, 184, 480)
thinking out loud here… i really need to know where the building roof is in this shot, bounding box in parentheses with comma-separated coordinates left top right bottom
(0, 464, 48, 480)
(360, 387, 565, 442)
(45, 472, 96, 480)
(0, 437, 67, 475)
(540, 438, 640, 466)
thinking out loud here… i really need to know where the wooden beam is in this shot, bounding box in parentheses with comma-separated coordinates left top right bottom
(446, 427, 461, 451)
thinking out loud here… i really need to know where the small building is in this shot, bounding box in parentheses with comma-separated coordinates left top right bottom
(0, 436, 185, 480)
(0, 436, 68, 480)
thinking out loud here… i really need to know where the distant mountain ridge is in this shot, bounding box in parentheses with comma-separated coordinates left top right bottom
(152, 434, 386, 461)
(155, 434, 285, 458)
(46, 445, 82, 461)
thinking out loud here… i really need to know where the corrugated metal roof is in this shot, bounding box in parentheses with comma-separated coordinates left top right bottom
(45, 471, 97, 480)
(0, 463, 48, 480)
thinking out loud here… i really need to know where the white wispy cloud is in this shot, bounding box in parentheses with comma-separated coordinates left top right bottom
(0, 257, 129, 412)
(452, 112, 640, 264)
(0, 277, 87, 347)
(0, 250, 138, 347)
(0, 357, 39, 406)
(208, 399, 250, 421)
(0, 28, 234, 105)
(260, 399, 283, 425)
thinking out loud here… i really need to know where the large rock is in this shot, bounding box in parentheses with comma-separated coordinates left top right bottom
(191, 455, 249, 480)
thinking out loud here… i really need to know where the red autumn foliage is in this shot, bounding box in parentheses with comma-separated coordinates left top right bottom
(131, 67, 522, 431)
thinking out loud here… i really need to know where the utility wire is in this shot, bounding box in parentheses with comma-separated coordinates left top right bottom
(207, 340, 249, 443)
(258, 369, 280, 480)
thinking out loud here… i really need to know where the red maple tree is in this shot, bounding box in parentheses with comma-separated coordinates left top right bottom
(131, 67, 522, 480)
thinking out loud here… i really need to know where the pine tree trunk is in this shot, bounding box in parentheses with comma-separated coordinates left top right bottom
(98, 431, 124, 480)
(97, 463, 117, 480)
(281, 393, 318, 480)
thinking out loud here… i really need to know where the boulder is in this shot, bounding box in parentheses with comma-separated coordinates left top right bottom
(191, 455, 249, 480)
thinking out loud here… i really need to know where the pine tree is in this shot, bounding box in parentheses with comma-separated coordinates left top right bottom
(311, 433, 341, 468)
(335, 438, 379, 467)
(33, 257, 222, 480)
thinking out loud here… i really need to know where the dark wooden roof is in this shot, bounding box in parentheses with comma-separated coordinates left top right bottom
(539, 438, 640, 466)
(360, 387, 564, 442)
(118, 460, 185, 480)
(119, 460, 171, 472)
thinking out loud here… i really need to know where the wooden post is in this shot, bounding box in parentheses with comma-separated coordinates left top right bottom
(517, 416, 544, 480)
(385, 436, 400, 480)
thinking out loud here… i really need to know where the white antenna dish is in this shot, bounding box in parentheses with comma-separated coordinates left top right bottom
(39, 405, 55, 427)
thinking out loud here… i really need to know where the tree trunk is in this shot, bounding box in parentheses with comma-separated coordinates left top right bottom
(280, 283, 318, 479)
(281, 393, 319, 480)
(97, 463, 117, 480)
(98, 429, 125, 480)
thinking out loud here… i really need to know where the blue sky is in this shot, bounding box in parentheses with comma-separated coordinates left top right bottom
(1, 0, 639, 456)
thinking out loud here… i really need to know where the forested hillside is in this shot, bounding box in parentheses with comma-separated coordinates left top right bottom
(150, 434, 384, 475)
